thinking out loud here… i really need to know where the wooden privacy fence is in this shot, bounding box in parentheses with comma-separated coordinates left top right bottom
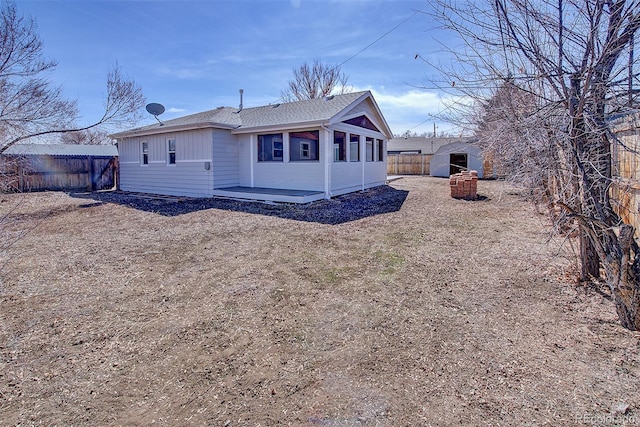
(387, 153, 432, 175)
(612, 113, 640, 237)
(0, 155, 118, 193)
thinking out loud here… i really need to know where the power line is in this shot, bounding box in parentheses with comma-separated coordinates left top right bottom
(338, 9, 421, 68)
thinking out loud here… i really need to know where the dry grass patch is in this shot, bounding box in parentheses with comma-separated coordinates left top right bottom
(1, 176, 639, 426)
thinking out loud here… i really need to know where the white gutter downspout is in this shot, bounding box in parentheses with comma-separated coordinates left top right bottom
(321, 125, 331, 199)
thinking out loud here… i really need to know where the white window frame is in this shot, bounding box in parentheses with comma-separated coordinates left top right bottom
(333, 131, 346, 162)
(300, 141, 311, 159)
(141, 141, 149, 166)
(167, 138, 176, 165)
(272, 136, 283, 160)
(365, 137, 374, 162)
(377, 139, 385, 162)
(349, 134, 360, 162)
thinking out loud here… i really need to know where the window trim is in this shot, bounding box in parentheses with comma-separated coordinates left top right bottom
(289, 130, 320, 162)
(334, 131, 346, 162)
(141, 141, 149, 166)
(300, 141, 311, 159)
(349, 133, 360, 162)
(365, 137, 374, 162)
(258, 133, 284, 162)
(376, 139, 384, 162)
(167, 138, 176, 165)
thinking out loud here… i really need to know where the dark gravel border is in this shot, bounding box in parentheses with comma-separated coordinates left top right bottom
(69, 185, 409, 225)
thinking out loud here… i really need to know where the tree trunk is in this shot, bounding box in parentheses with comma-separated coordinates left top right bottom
(603, 225, 640, 330)
(580, 233, 600, 280)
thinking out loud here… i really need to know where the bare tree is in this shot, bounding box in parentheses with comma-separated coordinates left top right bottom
(0, 1, 144, 153)
(281, 60, 349, 102)
(60, 128, 111, 145)
(428, 0, 640, 330)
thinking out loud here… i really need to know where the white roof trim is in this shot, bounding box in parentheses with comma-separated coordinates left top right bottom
(111, 121, 238, 139)
(328, 92, 393, 138)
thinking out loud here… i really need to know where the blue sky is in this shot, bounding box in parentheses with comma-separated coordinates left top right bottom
(16, 0, 462, 137)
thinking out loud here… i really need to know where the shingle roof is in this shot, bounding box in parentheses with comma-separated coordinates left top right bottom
(3, 143, 118, 157)
(111, 91, 374, 138)
(237, 91, 368, 129)
(113, 106, 242, 136)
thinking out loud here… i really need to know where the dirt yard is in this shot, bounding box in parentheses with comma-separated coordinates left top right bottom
(1, 176, 639, 426)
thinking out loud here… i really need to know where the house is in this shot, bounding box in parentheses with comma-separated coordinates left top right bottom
(111, 91, 392, 203)
(386, 136, 484, 178)
(1, 143, 118, 192)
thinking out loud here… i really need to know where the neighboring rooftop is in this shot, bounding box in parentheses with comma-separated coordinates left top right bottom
(387, 137, 476, 154)
(3, 144, 118, 157)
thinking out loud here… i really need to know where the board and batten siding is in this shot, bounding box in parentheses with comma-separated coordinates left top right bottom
(118, 129, 214, 197)
(212, 129, 240, 189)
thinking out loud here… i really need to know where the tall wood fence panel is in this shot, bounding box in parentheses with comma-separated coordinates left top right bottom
(387, 154, 432, 175)
(0, 155, 117, 193)
(612, 114, 640, 237)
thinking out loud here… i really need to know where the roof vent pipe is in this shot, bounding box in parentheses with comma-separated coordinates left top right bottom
(239, 89, 244, 112)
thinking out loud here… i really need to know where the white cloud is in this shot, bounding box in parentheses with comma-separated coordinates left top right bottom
(352, 86, 473, 135)
(355, 87, 443, 113)
(166, 107, 187, 114)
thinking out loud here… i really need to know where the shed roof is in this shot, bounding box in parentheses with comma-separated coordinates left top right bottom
(111, 91, 392, 138)
(387, 137, 476, 155)
(3, 143, 118, 157)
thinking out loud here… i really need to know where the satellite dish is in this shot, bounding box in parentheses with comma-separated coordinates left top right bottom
(146, 103, 165, 125)
(146, 103, 165, 116)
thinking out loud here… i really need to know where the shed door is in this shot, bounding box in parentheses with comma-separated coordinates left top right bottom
(450, 153, 468, 175)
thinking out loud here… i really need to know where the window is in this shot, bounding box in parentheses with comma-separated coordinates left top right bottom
(141, 141, 148, 165)
(258, 133, 283, 162)
(377, 139, 384, 162)
(290, 130, 319, 161)
(349, 134, 360, 162)
(343, 115, 380, 132)
(300, 142, 311, 159)
(167, 139, 176, 165)
(366, 137, 374, 162)
(334, 131, 346, 162)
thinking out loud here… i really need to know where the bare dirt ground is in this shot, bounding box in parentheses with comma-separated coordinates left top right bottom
(1, 176, 639, 426)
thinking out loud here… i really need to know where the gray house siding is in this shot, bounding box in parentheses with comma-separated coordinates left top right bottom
(237, 135, 252, 187)
(331, 162, 362, 195)
(119, 129, 214, 197)
(212, 129, 240, 189)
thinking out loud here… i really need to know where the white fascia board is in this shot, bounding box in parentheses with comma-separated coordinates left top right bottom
(328, 91, 394, 139)
(111, 122, 237, 139)
(231, 120, 328, 135)
(365, 94, 394, 138)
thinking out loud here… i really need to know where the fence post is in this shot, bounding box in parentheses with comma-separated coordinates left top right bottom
(88, 156, 94, 191)
(18, 160, 23, 192)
